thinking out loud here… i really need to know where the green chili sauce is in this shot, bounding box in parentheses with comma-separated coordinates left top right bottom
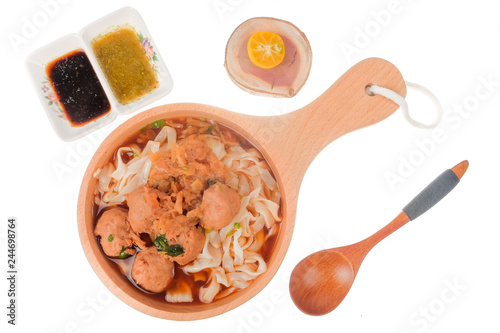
(92, 27, 159, 105)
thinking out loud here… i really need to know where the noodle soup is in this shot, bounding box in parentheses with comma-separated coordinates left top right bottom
(92, 117, 281, 304)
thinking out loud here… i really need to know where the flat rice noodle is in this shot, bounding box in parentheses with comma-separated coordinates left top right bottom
(166, 280, 193, 303)
(232, 187, 260, 224)
(227, 171, 240, 191)
(238, 165, 260, 178)
(115, 156, 147, 192)
(250, 176, 262, 192)
(156, 126, 177, 152)
(247, 229, 265, 252)
(237, 234, 253, 251)
(232, 229, 244, 266)
(238, 173, 251, 196)
(108, 159, 152, 205)
(214, 286, 238, 300)
(207, 228, 222, 249)
(237, 212, 253, 237)
(237, 251, 267, 277)
(98, 163, 115, 193)
(230, 279, 252, 290)
(253, 201, 276, 229)
(199, 277, 220, 304)
(111, 141, 157, 189)
(260, 168, 277, 190)
(183, 235, 222, 273)
(141, 140, 160, 155)
(166, 127, 177, 148)
(198, 267, 230, 304)
(154, 126, 168, 142)
(227, 271, 255, 284)
(250, 215, 266, 234)
(253, 197, 281, 222)
(222, 235, 235, 273)
(111, 147, 133, 181)
(212, 266, 229, 287)
(204, 137, 227, 160)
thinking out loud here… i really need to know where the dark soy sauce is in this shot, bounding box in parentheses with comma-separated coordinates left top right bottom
(47, 50, 111, 126)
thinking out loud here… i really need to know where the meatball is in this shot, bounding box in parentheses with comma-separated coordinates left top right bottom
(168, 226, 205, 266)
(160, 215, 205, 266)
(131, 247, 174, 293)
(201, 183, 241, 230)
(94, 207, 139, 257)
(126, 185, 171, 234)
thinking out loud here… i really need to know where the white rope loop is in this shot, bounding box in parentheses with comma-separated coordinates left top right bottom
(367, 81, 443, 129)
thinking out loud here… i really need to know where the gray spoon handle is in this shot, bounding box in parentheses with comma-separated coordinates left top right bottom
(402, 169, 460, 221)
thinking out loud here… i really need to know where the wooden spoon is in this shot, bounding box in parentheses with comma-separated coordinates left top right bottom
(289, 160, 469, 316)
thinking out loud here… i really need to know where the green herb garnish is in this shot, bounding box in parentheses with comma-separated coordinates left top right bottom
(227, 222, 241, 237)
(165, 244, 184, 257)
(151, 119, 166, 129)
(182, 166, 189, 171)
(118, 246, 129, 259)
(204, 124, 216, 134)
(205, 228, 213, 234)
(154, 234, 185, 257)
(129, 147, 139, 157)
(154, 234, 169, 251)
(107, 234, 114, 242)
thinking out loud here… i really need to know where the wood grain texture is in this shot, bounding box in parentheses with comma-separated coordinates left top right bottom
(224, 17, 313, 97)
(77, 57, 406, 320)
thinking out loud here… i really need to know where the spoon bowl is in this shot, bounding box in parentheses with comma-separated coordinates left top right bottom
(290, 250, 355, 316)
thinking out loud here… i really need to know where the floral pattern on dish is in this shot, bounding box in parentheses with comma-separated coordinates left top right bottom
(137, 32, 159, 74)
(41, 79, 67, 120)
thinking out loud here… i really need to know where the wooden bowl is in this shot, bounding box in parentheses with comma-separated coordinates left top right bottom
(77, 58, 406, 320)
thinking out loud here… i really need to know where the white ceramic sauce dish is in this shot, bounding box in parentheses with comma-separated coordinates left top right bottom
(26, 7, 173, 141)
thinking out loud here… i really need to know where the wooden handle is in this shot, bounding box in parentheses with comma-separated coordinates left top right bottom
(244, 58, 406, 191)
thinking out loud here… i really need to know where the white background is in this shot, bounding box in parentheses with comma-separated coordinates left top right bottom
(1, 0, 500, 332)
